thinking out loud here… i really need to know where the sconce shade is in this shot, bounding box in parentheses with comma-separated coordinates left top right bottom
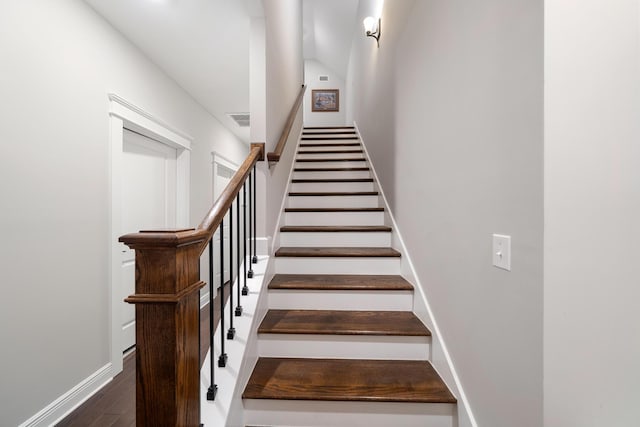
(363, 16, 378, 34)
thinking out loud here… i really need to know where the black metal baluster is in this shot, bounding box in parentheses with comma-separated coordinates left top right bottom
(235, 194, 243, 316)
(252, 165, 258, 264)
(218, 221, 227, 367)
(247, 172, 254, 278)
(227, 204, 235, 340)
(242, 182, 249, 296)
(207, 238, 218, 400)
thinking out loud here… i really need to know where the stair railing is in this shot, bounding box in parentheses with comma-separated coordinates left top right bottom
(266, 84, 306, 164)
(120, 142, 265, 427)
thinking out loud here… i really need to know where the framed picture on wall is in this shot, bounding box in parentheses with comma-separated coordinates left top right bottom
(311, 89, 339, 112)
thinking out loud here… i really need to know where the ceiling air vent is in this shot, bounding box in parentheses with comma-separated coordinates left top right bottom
(319, 75, 329, 81)
(228, 113, 250, 127)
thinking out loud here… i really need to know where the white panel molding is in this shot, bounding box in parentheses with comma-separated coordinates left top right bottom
(108, 93, 192, 377)
(354, 121, 478, 427)
(19, 363, 112, 427)
(108, 93, 194, 149)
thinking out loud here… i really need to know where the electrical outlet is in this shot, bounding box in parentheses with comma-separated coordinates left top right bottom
(492, 234, 511, 271)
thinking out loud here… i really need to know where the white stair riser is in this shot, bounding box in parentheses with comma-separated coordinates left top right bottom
(287, 195, 379, 209)
(284, 211, 385, 226)
(296, 152, 365, 160)
(296, 160, 367, 168)
(290, 182, 375, 192)
(298, 145, 361, 152)
(279, 231, 391, 247)
(258, 334, 431, 360)
(268, 290, 413, 311)
(244, 400, 455, 427)
(275, 257, 400, 275)
(293, 171, 371, 180)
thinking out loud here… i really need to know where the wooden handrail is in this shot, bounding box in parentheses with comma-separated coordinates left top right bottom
(267, 84, 306, 163)
(119, 142, 264, 427)
(199, 143, 264, 239)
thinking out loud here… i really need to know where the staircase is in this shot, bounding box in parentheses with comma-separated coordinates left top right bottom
(243, 126, 457, 426)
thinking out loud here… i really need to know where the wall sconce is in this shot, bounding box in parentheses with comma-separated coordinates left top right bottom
(363, 16, 381, 47)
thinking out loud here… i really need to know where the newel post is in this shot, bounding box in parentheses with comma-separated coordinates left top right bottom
(119, 228, 208, 427)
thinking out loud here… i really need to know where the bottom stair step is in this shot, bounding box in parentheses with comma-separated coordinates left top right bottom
(243, 358, 456, 403)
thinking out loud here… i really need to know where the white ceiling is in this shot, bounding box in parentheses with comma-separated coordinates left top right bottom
(303, 0, 359, 79)
(85, 0, 251, 142)
(85, 0, 359, 143)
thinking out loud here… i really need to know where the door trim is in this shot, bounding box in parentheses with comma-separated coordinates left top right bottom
(108, 93, 192, 375)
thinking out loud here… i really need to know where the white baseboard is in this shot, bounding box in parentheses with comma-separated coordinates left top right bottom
(19, 363, 113, 427)
(254, 237, 271, 257)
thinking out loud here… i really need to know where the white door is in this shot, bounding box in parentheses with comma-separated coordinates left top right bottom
(212, 160, 236, 287)
(121, 129, 177, 352)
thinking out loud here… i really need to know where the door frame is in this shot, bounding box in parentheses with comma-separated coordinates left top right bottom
(108, 93, 192, 375)
(202, 152, 239, 305)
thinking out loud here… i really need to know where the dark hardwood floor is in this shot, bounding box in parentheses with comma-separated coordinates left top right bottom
(56, 283, 230, 427)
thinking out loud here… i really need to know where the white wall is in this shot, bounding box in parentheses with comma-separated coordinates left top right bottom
(264, 0, 304, 153)
(346, 1, 543, 426)
(0, 1, 247, 425)
(303, 59, 347, 126)
(261, 0, 304, 243)
(544, 1, 640, 425)
(250, 17, 267, 144)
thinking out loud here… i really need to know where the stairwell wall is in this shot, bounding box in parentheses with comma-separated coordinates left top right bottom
(261, 0, 304, 245)
(0, 1, 247, 425)
(544, 1, 640, 425)
(346, 1, 543, 426)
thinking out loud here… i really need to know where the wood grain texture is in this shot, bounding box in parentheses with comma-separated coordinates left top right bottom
(258, 310, 431, 336)
(303, 126, 355, 130)
(57, 299, 226, 427)
(267, 274, 413, 291)
(243, 358, 457, 403)
(299, 143, 361, 147)
(297, 150, 363, 155)
(291, 178, 374, 183)
(280, 226, 391, 232)
(284, 207, 384, 212)
(275, 247, 401, 258)
(288, 191, 378, 197)
(301, 136, 359, 140)
(293, 167, 370, 172)
(296, 158, 366, 163)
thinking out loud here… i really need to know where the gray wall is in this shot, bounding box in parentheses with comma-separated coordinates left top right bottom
(346, 1, 543, 426)
(544, 0, 640, 425)
(0, 1, 247, 425)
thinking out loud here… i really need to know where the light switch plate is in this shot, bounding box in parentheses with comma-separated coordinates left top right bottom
(492, 234, 511, 271)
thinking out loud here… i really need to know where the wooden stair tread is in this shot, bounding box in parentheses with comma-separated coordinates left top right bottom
(275, 247, 401, 258)
(294, 167, 370, 172)
(301, 136, 359, 140)
(291, 178, 374, 183)
(268, 274, 413, 291)
(288, 191, 378, 196)
(298, 150, 363, 154)
(280, 225, 391, 233)
(304, 126, 355, 130)
(243, 358, 456, 403)
(258, 310, 431, 336)
(284, 207, 383, 212)
(299, 143, 361, 147)
(296, 158, 366, 162)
